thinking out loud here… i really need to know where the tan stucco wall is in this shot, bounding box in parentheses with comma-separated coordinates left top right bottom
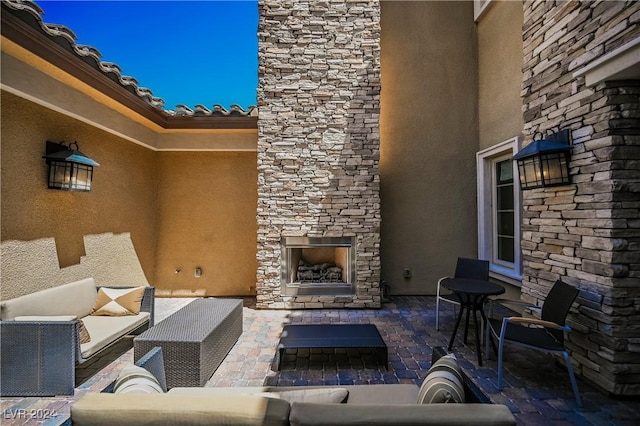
(380, 1, 479, 295)
(477, 1, 524, 149)
(1, 91, 260, 299)
(154, 151, 258, 297)
(1, 91, 158, 289)
(1, 233, 149, 299)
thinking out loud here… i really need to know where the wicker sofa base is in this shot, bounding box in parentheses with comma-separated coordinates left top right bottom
(133, 298, 243, 388)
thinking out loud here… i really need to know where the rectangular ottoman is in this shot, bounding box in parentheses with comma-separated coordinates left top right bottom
(277, 324, 388, 370)
(134, 298, 242, 388)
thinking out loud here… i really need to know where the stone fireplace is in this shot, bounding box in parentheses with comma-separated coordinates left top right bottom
(256, 0, 381, 309)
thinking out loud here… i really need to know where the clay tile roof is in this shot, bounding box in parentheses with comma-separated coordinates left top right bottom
(1, 0, 257, 120)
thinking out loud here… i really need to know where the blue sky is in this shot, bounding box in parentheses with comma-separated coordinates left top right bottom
(37, 1, 258, 110)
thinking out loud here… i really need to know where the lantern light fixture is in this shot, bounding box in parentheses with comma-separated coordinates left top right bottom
(42, 141, 100, 192)
(513, 129, 572, 190)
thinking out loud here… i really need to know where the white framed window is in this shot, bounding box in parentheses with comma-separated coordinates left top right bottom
(477, 137, 522, 285)
(474, 0, 493, 21)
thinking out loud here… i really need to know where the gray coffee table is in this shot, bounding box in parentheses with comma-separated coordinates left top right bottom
(134, 298, 242, 388)
(277, 324, 388, 370)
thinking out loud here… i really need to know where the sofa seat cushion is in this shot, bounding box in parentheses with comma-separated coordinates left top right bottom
(168, 384, 419, 405)
(80, 312, 149, 358)
(0, 278, 97, 320)
(289, 403, 517, 426)
(258, 388, 348, 404)
(338, 384, 419, 404)
(71, 393, 291, 426)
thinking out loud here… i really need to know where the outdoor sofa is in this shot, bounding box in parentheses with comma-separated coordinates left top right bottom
(0, 277, 154, 396)
(68, 347, 516, 426)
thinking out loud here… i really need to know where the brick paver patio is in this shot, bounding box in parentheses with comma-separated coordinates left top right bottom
(1, 296, 639, 425)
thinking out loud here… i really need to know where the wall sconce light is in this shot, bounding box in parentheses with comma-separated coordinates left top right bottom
(513, 129, 572, 190)
(42, 141, 100, 192)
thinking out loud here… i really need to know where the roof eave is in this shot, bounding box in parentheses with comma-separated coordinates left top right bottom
(1, 2, 257, 131)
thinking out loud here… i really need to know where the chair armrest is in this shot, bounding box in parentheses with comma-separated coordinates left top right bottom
(436, 276, 452, 297)
(437, 276, 451, 285)
(141, 286, 155, 327)
(1, 319, 78, 340)
(504, 316, 570, 332)
(489, 298, 541, 310)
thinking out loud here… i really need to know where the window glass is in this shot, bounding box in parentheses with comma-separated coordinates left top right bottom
(495, 159, 514, 266)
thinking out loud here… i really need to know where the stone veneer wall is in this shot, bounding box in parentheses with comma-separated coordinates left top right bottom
(256, 0, 381, 309)
(521, 1, 640, 395)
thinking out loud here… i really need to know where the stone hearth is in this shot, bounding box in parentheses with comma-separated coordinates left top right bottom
(256, 0, 382, 309)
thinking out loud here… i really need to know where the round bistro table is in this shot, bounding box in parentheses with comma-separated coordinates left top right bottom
(441, 277, 505, 366)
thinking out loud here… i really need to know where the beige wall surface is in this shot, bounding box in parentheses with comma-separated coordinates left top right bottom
(477, 1, 524, 149)
(1, 91, 158, 287)
(1, 91, 260, 299)
(380, 1, 479, 295)
(154, 151, 258, 297)
(1, 233, 150, 299)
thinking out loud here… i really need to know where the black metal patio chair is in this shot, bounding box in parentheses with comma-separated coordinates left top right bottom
(485, 279, 582, 407)
(435, 257, 490, 331)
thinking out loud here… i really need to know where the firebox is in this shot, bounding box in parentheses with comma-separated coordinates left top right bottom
(281, 236, 356, 296)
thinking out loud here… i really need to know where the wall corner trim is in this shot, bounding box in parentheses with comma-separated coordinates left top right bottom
(572, 37, 640, 87)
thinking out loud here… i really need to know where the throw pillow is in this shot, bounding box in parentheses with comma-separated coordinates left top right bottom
(256, 388, 349, 404)
(113, 364, 164, 394)
(91, 287, 145, 316)
(417, 353, 465, 404)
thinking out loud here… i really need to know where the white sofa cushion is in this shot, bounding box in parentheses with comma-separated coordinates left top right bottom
(80, 312, 149, 358)
(0, 278, 97, 320)
(71, 394, 291, 426)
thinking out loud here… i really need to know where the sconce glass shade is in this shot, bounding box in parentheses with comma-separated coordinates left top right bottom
(513, 132, 572, 190)
(43, 141, 100, 192)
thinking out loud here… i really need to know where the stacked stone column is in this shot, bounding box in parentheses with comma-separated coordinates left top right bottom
(256, 0, 381, 309)
(521, 1, 640, 395)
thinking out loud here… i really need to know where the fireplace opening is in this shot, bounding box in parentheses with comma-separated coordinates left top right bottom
(281, 236, 356, 296)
